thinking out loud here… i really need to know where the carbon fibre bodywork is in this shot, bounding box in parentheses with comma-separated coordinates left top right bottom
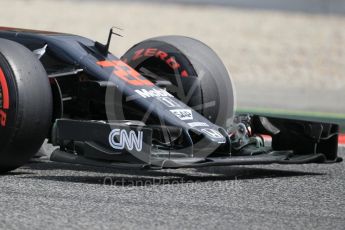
(0, 27, 341, 169)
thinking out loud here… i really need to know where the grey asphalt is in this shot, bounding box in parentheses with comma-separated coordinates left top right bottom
(0, 147, 344, 230)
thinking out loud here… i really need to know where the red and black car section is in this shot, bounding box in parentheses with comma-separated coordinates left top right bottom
(0, 64, 9, 127)
(121, 39, 203, 118)
(121, 36, 235, 130)
(0, 38, 52, 172)
(0, 52, 15, 145)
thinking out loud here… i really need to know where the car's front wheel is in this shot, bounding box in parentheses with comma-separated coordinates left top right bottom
(0, 38, 53, 173)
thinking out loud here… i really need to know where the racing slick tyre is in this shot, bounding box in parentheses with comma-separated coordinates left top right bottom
(121, 36, 234, 129)
(0, 39, 52, 173)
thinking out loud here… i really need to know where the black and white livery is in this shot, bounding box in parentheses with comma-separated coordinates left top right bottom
(0, 27, 341, 172)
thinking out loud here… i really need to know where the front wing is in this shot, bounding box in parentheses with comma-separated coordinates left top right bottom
(49, 118, 342, 169)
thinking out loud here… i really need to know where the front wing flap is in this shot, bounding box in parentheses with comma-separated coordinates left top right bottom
(50, 118, 342, 169)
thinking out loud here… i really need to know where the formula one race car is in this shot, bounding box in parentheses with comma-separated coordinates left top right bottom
(0, 27, 341, 172)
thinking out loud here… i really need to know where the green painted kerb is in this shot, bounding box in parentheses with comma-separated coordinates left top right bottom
(236, 107, 345, 125)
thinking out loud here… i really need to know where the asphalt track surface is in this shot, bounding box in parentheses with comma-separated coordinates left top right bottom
(1, 147, 344, 230)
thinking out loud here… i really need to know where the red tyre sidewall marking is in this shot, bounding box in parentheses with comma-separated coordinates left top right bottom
(0, 67, 9, 109)
(0, 67, 9, 127)
(124, 47, 190, 78)
(339, 134, 345, 145)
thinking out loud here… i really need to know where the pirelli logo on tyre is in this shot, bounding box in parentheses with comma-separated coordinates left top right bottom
(124, 48, 189, 78)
